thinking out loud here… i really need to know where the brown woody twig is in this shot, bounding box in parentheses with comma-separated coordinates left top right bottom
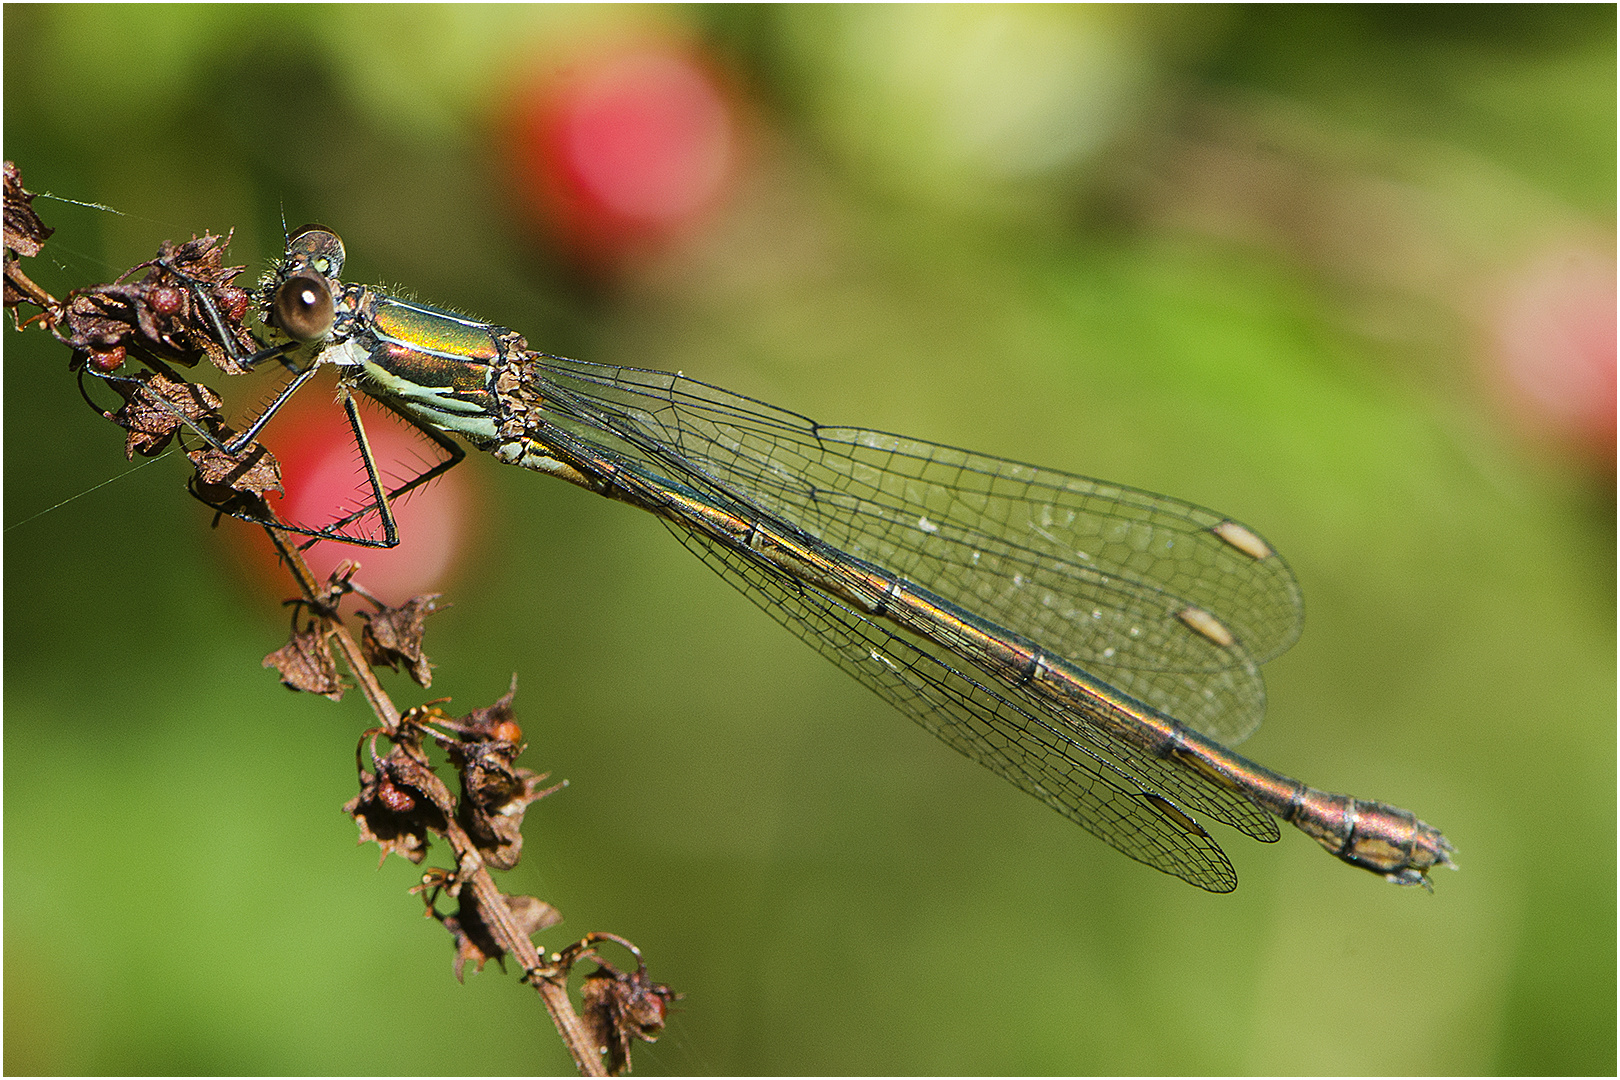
(5, 161, 675, 1078)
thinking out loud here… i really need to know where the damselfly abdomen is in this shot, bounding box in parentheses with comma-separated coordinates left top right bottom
(227, 225, 1458, 893)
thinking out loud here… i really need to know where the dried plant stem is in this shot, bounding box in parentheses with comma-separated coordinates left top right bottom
(7, 165, 669, 1074)
(5, 258, 58, 313)
(263, 525, 609, 1077)
(265, 528, 403, 731)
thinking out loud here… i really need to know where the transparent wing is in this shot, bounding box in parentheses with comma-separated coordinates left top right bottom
(662, 517, 1248, 892)
(537, 358, 1303, 746)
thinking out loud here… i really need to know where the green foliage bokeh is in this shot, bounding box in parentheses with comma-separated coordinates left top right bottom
(5, 6, 1613, 1075)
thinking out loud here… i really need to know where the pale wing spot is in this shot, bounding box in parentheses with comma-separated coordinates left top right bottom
(1212, 520, 1273, 560)
(1178, 605, 1237, 648)
(868, 649, 900, 673)
(917, 516, 939, 533)
(1142, 793, 1210, 839)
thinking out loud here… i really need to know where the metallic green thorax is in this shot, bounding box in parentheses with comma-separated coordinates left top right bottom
(350, 295, 511, 443)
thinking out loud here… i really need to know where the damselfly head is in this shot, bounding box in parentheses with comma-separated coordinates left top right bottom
(260, 226, 346, 345)
(285, 224, 346, 279)
(271, 273, 336, 342)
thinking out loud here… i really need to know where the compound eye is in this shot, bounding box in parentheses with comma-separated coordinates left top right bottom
(272, 274, 335, 341)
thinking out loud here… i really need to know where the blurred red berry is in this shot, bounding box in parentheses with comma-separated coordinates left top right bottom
(1490, 244, 1617, 471)
(231, 376, 474, 605)
(509, 43, 737, 265)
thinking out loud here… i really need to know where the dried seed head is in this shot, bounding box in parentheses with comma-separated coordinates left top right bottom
(576, 948, 679, 1076)
(148, 285, 183, 316)
(89, 344, 126, 373)
(359, 594, 443, 688)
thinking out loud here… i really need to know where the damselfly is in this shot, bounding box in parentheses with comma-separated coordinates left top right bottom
(165, 225, 1457, 893)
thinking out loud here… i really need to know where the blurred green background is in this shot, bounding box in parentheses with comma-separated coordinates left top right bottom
(5, 5, 1614, 1074)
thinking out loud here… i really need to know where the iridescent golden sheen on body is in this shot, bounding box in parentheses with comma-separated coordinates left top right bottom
(377, 341, 495, 399)
(259, 224, 1455, 893)
(371, 297, 501, 361)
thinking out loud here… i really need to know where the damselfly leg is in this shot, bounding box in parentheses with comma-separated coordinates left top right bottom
(76, 232, 467, 549)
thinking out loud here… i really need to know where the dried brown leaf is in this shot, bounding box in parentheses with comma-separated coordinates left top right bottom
(451, 740, 525, 869)
(187, 441, 283, 498)
(456, 680, 521, 741)
(487, 769, 559, 870)
(385, 747, 456, 819)
(504, 893, 564, 938)
(580, 963, 677, 1075)
(107, 370, 224, 458)
(60, 288, 146, 357)
(451, 737, 525, 811)
(444, 911, 490, 982)
(360, 594, 444, 688)
(263, 624, 344, 700)
(3, 161, 53, 259)
(444, 889, 562, 983)
(436, 681, 562, 869)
